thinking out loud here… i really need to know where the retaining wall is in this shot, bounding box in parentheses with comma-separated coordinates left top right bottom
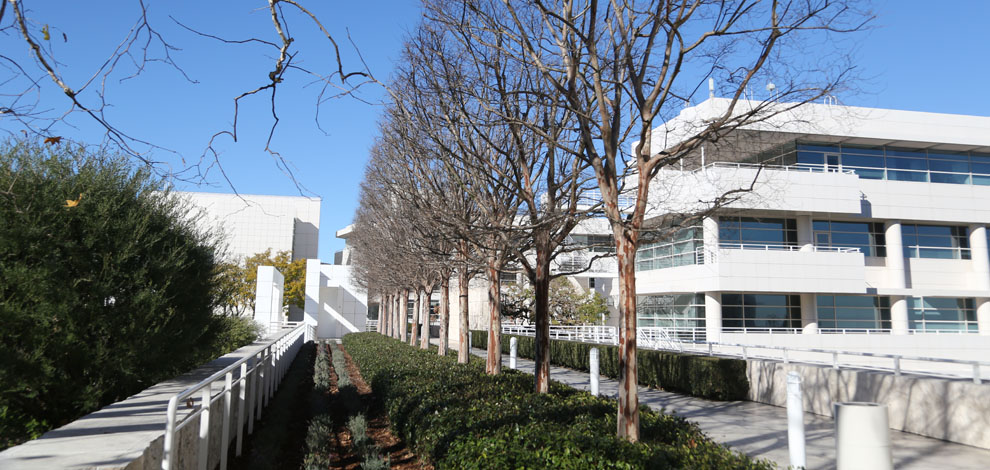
(747, 360, 990, 449)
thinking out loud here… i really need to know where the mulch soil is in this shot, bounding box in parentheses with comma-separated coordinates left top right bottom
(328, 344, 430, 470)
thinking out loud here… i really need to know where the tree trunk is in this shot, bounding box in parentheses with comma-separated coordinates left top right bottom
(378, 295, 386, 334)
(615, 235, 640, 442)
(400, 289, 409, 342)
(420, 284, 431, 349)
(439, 275, 451, 356)
(458, 265, 471, 364)
(410, 287, 421, 346)
(532, 231, 552, 393)
(485, 261, 502, 375)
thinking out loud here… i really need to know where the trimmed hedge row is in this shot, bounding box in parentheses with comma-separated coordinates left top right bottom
(471, 330, 748, 400)
(344, 333, 772, 469)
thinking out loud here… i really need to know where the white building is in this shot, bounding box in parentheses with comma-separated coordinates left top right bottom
(635, 98, 990, 358)
(177, 191, 321, 262)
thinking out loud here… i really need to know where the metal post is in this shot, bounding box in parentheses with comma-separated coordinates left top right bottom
(198, 387, 211, 470)
(590, 347, 600, 397)
(162, 396, 179, 470)
(786, 372, 806, 469)
(510, 337, 518, 369)
(221, 372, 232, 470)
(237, 363, 247, 455)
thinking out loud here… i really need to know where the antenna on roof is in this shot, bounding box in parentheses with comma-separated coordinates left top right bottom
(709, 78, 715, 99)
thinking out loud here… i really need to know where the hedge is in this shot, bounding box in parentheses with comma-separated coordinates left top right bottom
(344, 333, 772, 469)
(470, 330, 748, 401)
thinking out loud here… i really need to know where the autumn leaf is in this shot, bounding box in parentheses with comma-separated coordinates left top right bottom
(42, 24, 50, 41)
(44, 136, 62, 145)
(64, 193, 82, 208)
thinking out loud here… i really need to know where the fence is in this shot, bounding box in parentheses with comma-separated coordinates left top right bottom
(500, 324, 988, 383)
(161, 322, 310, 470)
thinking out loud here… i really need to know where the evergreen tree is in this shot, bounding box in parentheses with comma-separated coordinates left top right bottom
(0, 139, 254, 449)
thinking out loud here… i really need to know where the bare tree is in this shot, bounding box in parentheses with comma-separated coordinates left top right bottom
(1, 0, 375, 190)
(477, 0, 872, 441)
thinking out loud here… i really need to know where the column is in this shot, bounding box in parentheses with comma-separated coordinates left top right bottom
(884, 221, 909, 335)
(800, 293, 818, 334)
(304, 259, 321, 341)
(797, 215, 814, 252)
(702, 216, 719, 263)
(969, 225, 990, 335)
(705, 292, 722, 343)
(254, 266, 285, 337)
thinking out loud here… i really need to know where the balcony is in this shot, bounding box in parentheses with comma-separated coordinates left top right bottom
(646, 162, 863, 217)
(636, 242, 866, 295)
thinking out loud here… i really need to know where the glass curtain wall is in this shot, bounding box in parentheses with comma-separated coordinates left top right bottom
(796, 143, 990, 185)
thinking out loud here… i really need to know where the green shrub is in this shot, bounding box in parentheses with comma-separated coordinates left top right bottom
(344, 333, 771, 469)
(471, 330, 748, 401)
(0, 140, 253, 448)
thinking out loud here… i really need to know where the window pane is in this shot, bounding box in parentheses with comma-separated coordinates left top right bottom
(886, 157, 928, 170)
(888, 170, 927, 182)
(830, 221, 869, 232)
(930, 172, 970, 184)
(929, 160, 970, 172)
(840, 145, 884, 156)
(886, 148, 926, 158)
(842, 155, 884, 168)
(834, 295, 876, 308)
(852, 168, 885, 179)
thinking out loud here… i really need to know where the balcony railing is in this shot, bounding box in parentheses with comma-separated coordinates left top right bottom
(717, 242, 861, 253)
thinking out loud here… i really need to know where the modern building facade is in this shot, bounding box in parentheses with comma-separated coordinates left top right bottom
(177, 191, 321, 262)
(635, 98, 990, 347)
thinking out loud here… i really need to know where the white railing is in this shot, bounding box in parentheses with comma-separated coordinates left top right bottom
(700, 161, 857, 175)
(365, 319, 379, 332)
(904, 245, 971, 260)
(503, 324, 618, 345)
(717, 242, 861, 253)
(500, 324, 987, 383)
(161, 322, 309, 470)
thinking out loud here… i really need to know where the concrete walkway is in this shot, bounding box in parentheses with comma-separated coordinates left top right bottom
(0, 336, 285, 469)
(468, 347, 990, 470)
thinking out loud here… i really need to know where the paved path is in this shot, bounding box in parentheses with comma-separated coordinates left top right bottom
(467, 347, 990, 470)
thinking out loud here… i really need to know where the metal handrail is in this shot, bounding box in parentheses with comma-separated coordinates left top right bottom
(161, 322, 310, 470)
(699, 161, 858, 175)
(717, 242, 861, 253)
(499, 324, 986, 383)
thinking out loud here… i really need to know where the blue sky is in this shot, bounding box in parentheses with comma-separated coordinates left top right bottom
(2, 1, 989, 260)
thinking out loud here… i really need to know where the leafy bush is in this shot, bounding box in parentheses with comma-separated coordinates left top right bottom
(471, 330, 748, 400)
(0, 140, 256, 448)
(344, 333, 771, 469)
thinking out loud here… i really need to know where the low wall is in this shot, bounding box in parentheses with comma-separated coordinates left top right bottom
(0, 335, 292, 470)
(748, 360, 990, 449)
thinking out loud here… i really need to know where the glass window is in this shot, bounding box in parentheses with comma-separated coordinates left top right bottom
(635, 227, 702, 272)
(637, 294, 705, 330)
(817, 295, 890, 330)
(792, 142, 990, 186)
(908, 297, 976, 332)
(902, 224, 970, 259)
(813, 220, 886, 256)
(887, 170, 928, 182)
(719, 217, 797, 248)
(721, 293, 800, 329)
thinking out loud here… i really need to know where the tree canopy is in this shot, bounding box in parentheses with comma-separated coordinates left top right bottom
(0, 139, 258, 449)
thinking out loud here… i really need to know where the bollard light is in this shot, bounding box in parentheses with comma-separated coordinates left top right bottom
(786, 371, 806, 469)
(590, 347, 600, 397)
(510, 337, 518, 369)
